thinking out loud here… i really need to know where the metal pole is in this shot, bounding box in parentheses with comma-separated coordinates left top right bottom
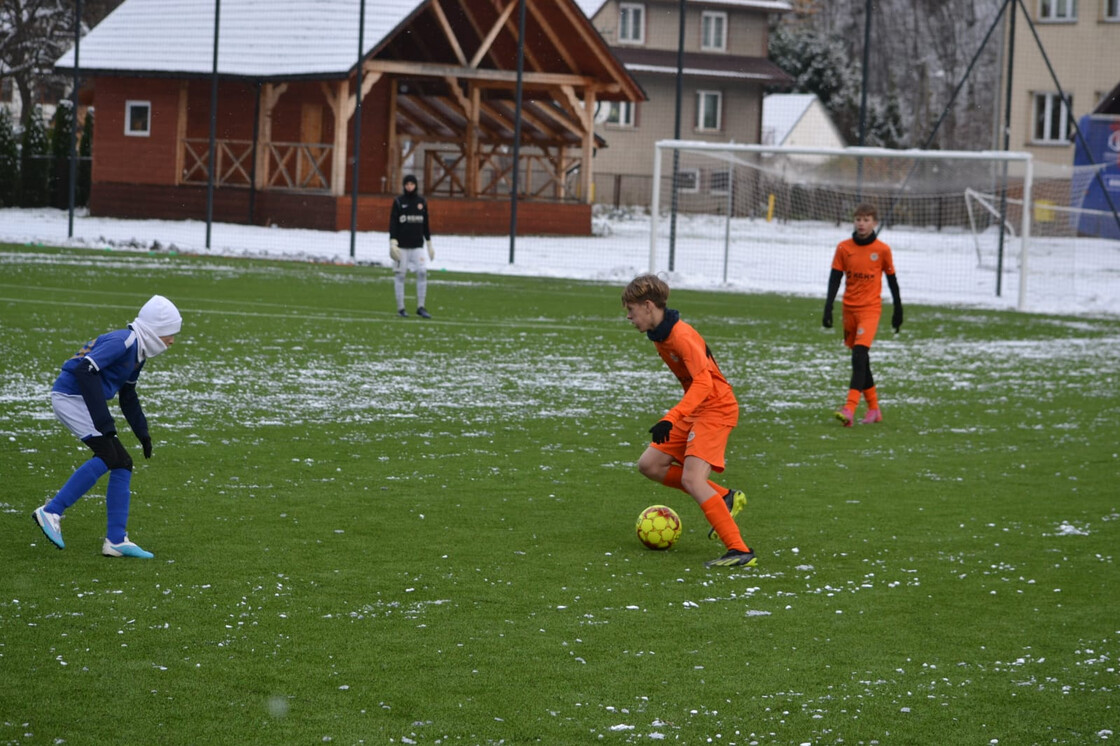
(67, 0, 82, 237)
(349, 0, 366, 258)
(667, 0, 685, 272)
(856, 0, 871, 198)
(205, 0, 221, 249)
(722, 164, 732, 284)
(996, 0, 1016, 297)
(649, 142, 662, 272)
(508, 0, 526, 264)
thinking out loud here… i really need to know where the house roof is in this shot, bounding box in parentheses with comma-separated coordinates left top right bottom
(612, 48, 792, 86)
(762, 92, 817, 145)
(574, 0, 793, 18)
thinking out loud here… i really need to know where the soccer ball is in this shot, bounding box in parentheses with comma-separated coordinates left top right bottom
(636, 505, 682, 550)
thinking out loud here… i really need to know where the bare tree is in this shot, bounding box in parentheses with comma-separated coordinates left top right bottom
(1, 0, 76, 125)
(774, 0, 1003, 151)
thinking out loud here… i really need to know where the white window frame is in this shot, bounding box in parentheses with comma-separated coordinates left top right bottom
(1038, 0, 1077, 20)
(618, 3, 645, 44)
(701, 11, 728, 52)
(606, 101, 636, 128)
(709, 168, 731, 195)
(1032, 92, 1072, 143)
(676, 168, 699, 194)
(696, 90, 723, 132)
(1105, 0, 1120, 20)
(125, 100, 151, 137)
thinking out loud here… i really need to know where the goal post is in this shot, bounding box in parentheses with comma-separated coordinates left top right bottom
(650, 141, 1035, 310)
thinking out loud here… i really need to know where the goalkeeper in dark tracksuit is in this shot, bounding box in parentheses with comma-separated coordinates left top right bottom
(388, 174, 434, 318)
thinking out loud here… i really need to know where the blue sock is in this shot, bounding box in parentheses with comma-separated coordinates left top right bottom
(46, 457, 109, 514)
(105, 468, 132, 544)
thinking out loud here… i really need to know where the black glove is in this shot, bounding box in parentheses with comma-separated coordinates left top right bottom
(892, 305, 903, 333)
(140, 436, 153, 459)
(822, 305, 833, 329)
(649, 420, 673, 444)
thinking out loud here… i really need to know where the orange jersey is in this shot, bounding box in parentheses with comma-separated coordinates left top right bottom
(653, 319, 739, 427)
(831, 237, 896, 309)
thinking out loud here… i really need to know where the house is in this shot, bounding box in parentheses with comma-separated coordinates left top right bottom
(575, 0, 793, 206)
(1001, 0, 1120, 173)
(761, 92, 844, 150)
(52, 0, 644, 235)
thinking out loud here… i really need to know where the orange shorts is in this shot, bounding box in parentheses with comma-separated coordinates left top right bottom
(842, 306, 881, 349)
(652, 417, 733, 473)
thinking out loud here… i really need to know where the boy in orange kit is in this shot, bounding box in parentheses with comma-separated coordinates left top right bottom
(622, 274, 755, 568)
(823, 203, 903, 426)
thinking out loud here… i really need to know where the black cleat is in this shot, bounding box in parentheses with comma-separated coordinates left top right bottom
(398, 308, 409, 318)
(704, 548, 757, 568)
(416, 307, 432, 319)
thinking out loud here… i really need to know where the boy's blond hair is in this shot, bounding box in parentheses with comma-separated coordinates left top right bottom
(854, 203, 879, 220)
(622, 274, 670, 308)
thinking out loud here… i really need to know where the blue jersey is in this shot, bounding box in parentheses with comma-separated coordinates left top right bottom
(53, 328, 146, 400)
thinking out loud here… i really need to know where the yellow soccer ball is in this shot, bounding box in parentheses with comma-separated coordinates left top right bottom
(636, 505, 682, 550)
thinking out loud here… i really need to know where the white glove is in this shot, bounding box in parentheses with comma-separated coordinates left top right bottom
(426, 239, 434, 261)
(389, 238, 401, 263)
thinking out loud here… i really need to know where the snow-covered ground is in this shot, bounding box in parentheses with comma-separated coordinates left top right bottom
(1, 206, 1117, 317)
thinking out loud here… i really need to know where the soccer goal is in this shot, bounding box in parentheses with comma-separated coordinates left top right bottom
(649, 141, 1039, 311)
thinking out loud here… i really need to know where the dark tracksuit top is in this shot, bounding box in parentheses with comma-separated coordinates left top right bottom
(389, 192, 431, 249)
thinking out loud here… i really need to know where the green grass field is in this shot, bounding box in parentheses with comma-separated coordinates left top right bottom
(1, 244, 1118, 745)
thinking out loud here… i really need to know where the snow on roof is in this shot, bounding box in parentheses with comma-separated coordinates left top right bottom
(574, 0, 791, 19)
(54, 0, 421, 78)
(762, 93, 817, 146)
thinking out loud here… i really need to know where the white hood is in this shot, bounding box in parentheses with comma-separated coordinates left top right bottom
(130, 295, 182, 361)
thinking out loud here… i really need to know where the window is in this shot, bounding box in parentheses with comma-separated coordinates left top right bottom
(710, 169, 731, 195)
(125, 100, 151, 136)
(619, 3, 645, 44)
(1106, 0, 1120, 20)
(701, 11, 728, 51)
(676, 168, 699, 194)
(607, 102, 636, 127)
(696, 90, 722, 132)
(1039, 0, 1077, 19)
(1032, 92, 1072, 143)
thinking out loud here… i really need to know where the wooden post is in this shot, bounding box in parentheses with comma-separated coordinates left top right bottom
(329, 79, 349, 195)
(387, 83, 399, 193)
(468, 83, 480, 198)
(580, 90, 594, 204)
(175, 81, 188, 185)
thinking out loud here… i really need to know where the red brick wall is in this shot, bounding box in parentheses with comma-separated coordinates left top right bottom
(91, 187, 590, 236)
(92, 78, 183, 185)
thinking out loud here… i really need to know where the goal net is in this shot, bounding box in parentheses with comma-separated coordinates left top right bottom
(648, 141, 1118, 314)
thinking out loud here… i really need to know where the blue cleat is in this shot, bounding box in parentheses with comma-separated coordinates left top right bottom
(33, 506, 65, 549)
(102, 537, 154, 559)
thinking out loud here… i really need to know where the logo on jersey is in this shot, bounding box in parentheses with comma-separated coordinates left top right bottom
(857, 326, 865, 336)
(687, 430, 696, 442)
(670, 353, 680, 362)
(870, 252, 879, 261)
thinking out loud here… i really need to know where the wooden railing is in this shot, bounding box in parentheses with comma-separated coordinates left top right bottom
(182, 138, 333, 191)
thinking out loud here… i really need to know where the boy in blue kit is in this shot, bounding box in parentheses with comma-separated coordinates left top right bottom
(33, 295, 182, 558)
